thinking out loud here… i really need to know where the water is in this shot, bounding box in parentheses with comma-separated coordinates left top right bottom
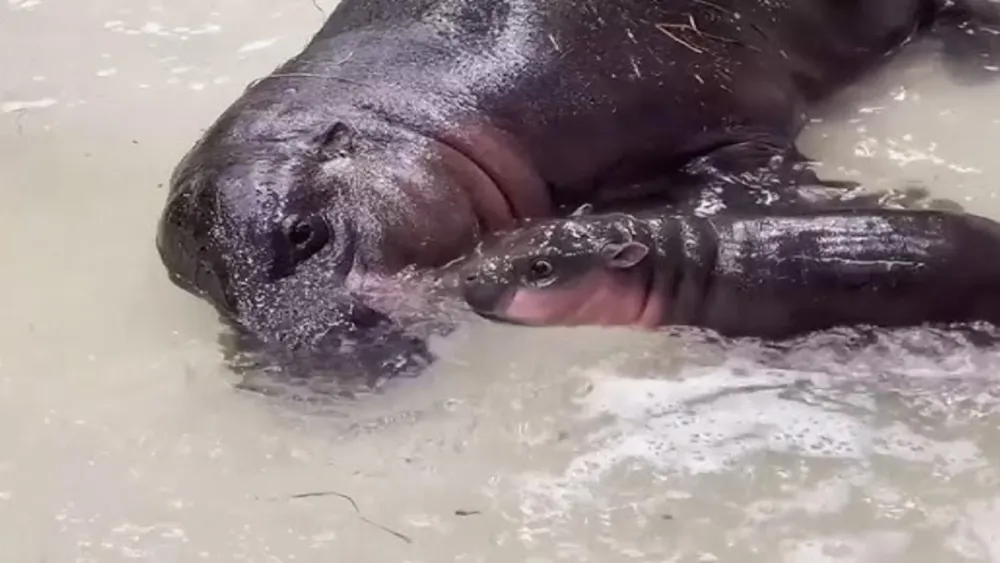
(4, 1, 1000, 561)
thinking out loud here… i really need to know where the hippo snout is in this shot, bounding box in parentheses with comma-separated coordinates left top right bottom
(461, 277, 512, 315)
(232, 291, 438, 383)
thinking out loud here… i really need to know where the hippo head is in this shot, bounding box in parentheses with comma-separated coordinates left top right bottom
(156, 85, 503, 382)
(459, 211, 655, 327)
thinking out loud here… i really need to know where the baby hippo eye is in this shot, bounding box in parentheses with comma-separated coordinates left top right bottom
(528, 258, 554, 279)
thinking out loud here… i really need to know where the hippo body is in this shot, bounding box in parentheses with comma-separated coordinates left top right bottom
(156, 0, 1000, 380)
(459, 207, 1000, 339)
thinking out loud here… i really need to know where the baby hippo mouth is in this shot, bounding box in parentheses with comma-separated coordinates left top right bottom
(460, 271, 522, 324)
(460, 268, 653, 327)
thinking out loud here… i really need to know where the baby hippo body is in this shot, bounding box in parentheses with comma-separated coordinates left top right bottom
(458, 207, 1000, 339)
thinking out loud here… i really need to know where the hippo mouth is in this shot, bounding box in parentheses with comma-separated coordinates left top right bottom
(423, 121, 553, 229)
(462, 278, 521, 325)
(429, 136, 516, 228)
(469, 289, 559, 328)
(473, 308, 529, 326)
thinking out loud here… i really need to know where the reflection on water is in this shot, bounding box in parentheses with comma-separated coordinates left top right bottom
(3, 0, 1000, 561)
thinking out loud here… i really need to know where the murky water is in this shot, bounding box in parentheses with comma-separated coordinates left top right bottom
(4, 1, 1000, 561)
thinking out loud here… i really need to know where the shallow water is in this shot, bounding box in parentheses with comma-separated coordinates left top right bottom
(4, 1, 1000, 561)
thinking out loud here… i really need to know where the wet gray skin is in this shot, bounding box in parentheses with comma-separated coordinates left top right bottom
(156, 0, 1000, 383)
(460, 206, 1000, 339)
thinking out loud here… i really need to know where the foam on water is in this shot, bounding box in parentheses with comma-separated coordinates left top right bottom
(8, 0, 40, 11)
(482, 324, 1000, 558)
(237, 38, 281, 53)
(103, 20, 223, 39)
(1, 98, 57, 113)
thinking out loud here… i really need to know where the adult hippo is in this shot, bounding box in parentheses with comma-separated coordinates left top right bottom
(157, 0, 1000, 384)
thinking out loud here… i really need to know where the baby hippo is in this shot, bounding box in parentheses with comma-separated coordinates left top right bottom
(458, 205, 1000, 340)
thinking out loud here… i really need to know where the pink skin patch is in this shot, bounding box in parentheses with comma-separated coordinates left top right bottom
(497, 267, 667, 329)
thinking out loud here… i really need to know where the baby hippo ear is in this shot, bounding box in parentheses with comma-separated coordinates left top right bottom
(313, 121, 354, 159)
(600, 241, 649, 269)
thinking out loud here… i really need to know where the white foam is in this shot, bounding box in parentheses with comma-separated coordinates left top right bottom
(103, 20, 221, 39)
(507, 330, 999, 529)
(568, 366, 869, 477)
(7, 0, 41, 10)
(1, 98, 56, 113)
(782, 532, 912, 562)
(875, 421, 986, 473)
(961, 498, 1000, 560)
(237, 38, 279, 53)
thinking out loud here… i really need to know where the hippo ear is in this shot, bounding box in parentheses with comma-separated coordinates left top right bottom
(314, 121, 354, 159)
(601, 241, 649, 269)
(570, 203, 593, 217)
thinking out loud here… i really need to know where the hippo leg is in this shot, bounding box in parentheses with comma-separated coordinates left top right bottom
(595, 133, 871, 215)
(677, 135, 968, 214)
(664, 181, 962, 217)
(669, 171, 969, 217)
(579, 132, 966, 217)
(577, 133, 837, 213)
(677, 136, 859, 212)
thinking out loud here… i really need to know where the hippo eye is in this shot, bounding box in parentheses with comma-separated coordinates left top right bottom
(528, 258, 554, 280)
(273, 213, 332, 278)
(289, 220, 316, 246)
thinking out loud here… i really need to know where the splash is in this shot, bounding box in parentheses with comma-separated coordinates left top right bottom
(505, 325, 1000, 536)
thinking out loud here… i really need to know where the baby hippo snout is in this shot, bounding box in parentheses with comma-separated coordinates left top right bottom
(461, 272, 512, 316)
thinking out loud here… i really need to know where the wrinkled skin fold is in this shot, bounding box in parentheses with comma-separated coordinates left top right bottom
(156, 0, 1000, 388)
